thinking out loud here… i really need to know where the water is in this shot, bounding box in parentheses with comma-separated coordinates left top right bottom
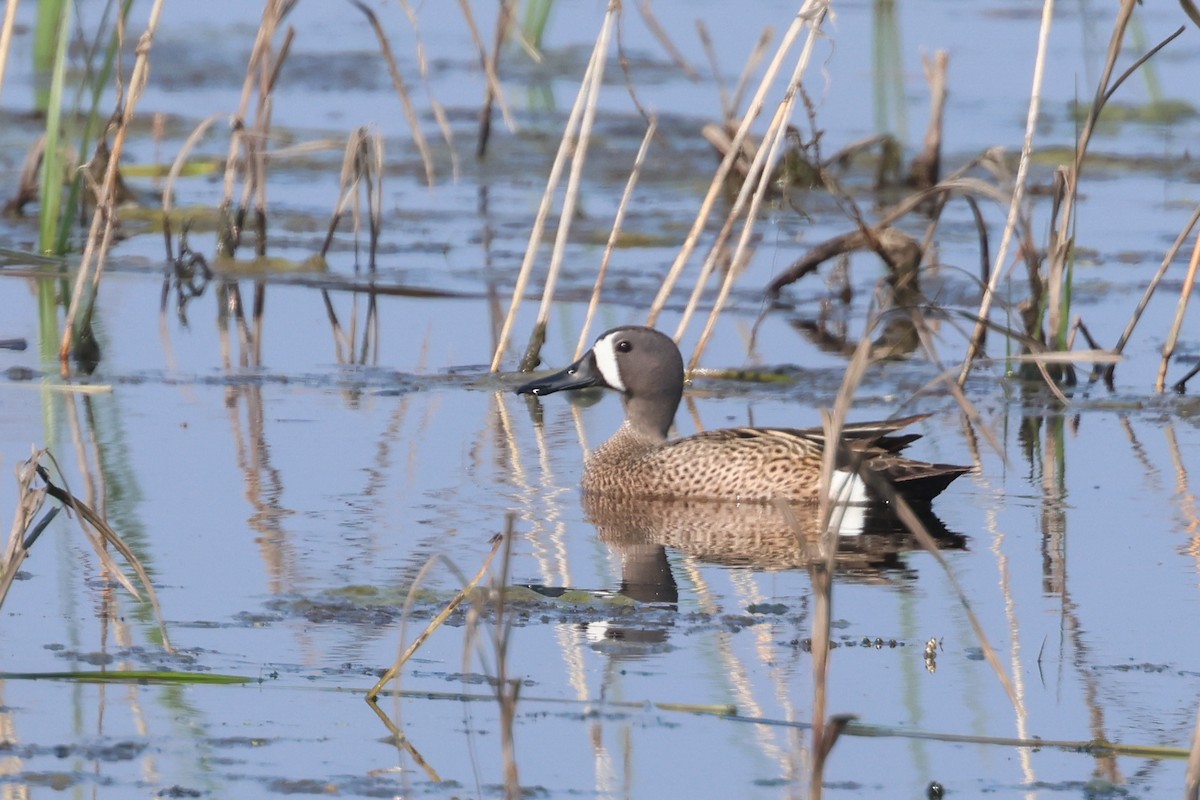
(3, 0, 1200, 797)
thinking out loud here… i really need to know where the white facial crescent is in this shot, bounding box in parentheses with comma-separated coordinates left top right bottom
(592, 332, 627, 392)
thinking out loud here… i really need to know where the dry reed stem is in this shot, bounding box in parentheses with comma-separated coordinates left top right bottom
(526, 3, 618, 358)
(60, 0, 167, 366)
(218, 0, 292, 252)
(645, 4, 817, 329)
(695, 22, 729, 119)
(459, 0, 517, 158)
(800, 327, 874, 796)
(1157, 225, 1200, 391)
(907, 50, 948, 190)
(362, 699, 444, 783)
(676, 8, 825, 349)
(491, 521, 521, 799)
(1100, 202, 1200, 385)
(957, 0, 1053, 386)
(321, 131, 374, 361)
(575, 116, 658, 360)
(688, 9, 825, 372)
(730, 27, 776, 127)
(0, 449, 50, 608)
(1187, 700, 1200, 799)
(635, 0, 699, 79)
(350, 0, 435, 187)
(0, 0, 18, 104)
(397, 0, 460, 181)
(366, 532, 504, 701)
(806, 525, 832, 800)
(321, 127, 385, 269)
(37, 455, 173, 652)
(161, 113, 226, 255)
(489, 2, 619, 372)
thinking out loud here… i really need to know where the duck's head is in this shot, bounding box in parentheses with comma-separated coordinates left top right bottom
(516, 325, 684, 440)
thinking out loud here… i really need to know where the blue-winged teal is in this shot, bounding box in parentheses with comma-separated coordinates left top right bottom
(516, 325, 970, 505)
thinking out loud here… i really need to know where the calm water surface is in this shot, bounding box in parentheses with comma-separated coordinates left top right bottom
(2, 1, 1200, 797)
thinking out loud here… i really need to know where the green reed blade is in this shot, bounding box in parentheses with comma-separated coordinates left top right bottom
(0, 670, 257, 685)
(37, 1, 71, 255)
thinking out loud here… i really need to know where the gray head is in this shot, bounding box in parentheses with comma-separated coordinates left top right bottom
(516, 326, 685, 441)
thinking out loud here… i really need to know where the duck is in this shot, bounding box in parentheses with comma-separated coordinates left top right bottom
(515, 325, 970, 505)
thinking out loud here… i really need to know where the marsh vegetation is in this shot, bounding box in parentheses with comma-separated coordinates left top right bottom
(3, 0, 1200, 797)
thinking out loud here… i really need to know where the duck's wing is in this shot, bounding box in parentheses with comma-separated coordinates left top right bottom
(790, 413, 933, 453)
(659, 417, 969, 504)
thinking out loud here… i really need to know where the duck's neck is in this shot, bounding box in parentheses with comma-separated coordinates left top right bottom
(622, 392, 678, 443)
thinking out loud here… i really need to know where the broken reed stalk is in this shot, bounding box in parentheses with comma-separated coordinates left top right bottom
(321, 127, 385, 268)
(161, 113, 226, 258)
(957, 0, 1053, 386)
(687, 6, 826, 373)
(320, 128, 385, 363)
(0, 450, 51, 609)
(217, 0, 293, 256)
(367, 531, 505, 701)
(351, 0, 436, 187)
(10, 451, 174, 650)
(574, 116, 658, 360)
(1157, 225, 1200, 392)
(489, 2, 620, 373)
(645, 1, 818, 330)
(906, 50, 948, 190)
(59, 0, 166, 368)
(461, 0, 517, 158)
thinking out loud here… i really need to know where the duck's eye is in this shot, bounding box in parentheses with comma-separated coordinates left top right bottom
(617, 340, 632, 353)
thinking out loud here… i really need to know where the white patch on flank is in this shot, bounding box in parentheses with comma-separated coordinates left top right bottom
(826, 469, 869, 537)
(592, 333, 627, 392)
(827, 468, 869, 504)
(829, 503, 867, 538)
